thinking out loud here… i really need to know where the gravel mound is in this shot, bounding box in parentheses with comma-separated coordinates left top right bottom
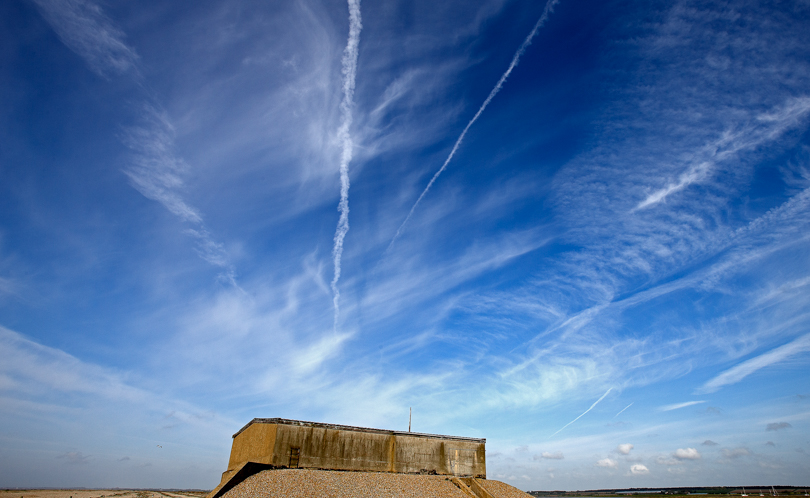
(476, 478, 534, 498)
(220, 469, 531, 498)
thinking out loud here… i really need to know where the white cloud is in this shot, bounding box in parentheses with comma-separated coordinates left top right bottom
(0, 326, 144, 401)
(659, 401, 705, 411)
(722, 447, 751, 459)
(30, 0, 140, 77)
(0, 276, 18, 300)
(635, 97, 810, 210)
(617, 443, 634, 455)
(33, 0, 236, 282)
(635, 161, 712, 210)
(674, 448, 701, 460)
(56, 451, 91, 465)
(122, 108, 202, 225)
(290, 332, 352, 374)
(122, 105, 238, 283)
(596, 458, 618, 468)
(0, 325, 235, 434)
(656, 456, 680, 466)
(700, 334, 810, 393)
(630, 464, 650, 475)
(540, 451, 564, 460)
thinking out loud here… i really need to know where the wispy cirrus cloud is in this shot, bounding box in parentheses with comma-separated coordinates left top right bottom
(122, 106, 202, 225)
(636, 97, 810, 210)
(431, 0, 810, 424)
(56, 451, 91, 465)
(29, 0, 139, 77)
(0, 324, 233, 442)
(230, 0, 810, 433)
(721, 447, 751, 459)
(0, 324, 236, 486)
(659, 401, 705, 411)
(699, 334, 810, 393)
(0, 276, 17, 301)
(0, 325, 144, 401)
(32, 0, 237, 282)
(122, 105, 237, 283)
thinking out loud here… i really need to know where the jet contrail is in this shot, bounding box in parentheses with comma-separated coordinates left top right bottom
(550, 387, 612, 438)
(385, 0, 560, 253)
(331, 0, 362, 331)
(614, 402, 633, 418)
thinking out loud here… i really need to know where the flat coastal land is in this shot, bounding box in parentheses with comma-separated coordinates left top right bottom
(529, 489, 810, 498)
(0, 491, 206, 498)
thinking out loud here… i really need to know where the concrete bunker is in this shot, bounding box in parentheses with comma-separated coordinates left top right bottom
(209, 418, 487, 498)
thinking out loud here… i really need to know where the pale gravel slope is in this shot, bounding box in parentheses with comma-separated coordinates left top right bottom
(221, 469, 531, 498)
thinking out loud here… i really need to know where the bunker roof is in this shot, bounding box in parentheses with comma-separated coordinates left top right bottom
(233, 418, 486, 443)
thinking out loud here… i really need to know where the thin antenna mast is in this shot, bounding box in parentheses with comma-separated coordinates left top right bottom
(408, 407, 411, 432)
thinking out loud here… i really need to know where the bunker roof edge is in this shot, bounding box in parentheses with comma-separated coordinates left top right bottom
(232, 417, 486, 443)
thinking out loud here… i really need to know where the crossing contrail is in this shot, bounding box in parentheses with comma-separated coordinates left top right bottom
(385, 0, 560, 253)
(331, 0, 362, 331)
(550, 387, 612, 438)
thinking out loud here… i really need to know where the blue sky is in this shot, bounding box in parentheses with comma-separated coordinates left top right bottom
(1, 0, 810, 491)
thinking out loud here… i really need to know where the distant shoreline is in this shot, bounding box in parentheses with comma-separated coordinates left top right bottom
(529, 487, 810, 497)
(0, 490, 208, 498)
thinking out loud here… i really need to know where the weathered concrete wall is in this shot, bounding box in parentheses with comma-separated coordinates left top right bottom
(210, 418, 486, 498)
(228, 421, 277, 468)
(271, 422, 486, 477)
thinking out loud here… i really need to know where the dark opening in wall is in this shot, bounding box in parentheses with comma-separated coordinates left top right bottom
(289, 447, 300, 468)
